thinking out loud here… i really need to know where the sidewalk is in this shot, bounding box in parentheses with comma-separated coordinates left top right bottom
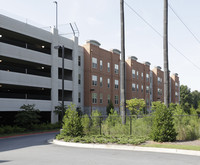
(52, 139, 200, 157)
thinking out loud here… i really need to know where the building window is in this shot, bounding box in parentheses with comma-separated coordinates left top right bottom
(132, 69, 135, 78)
(175, 92, 178, 97)
(175, 82, 179, 89)
(115, 64, 119, 74)
(107, 78, 110, 88)
(146, 86, 149, 93)
(141, 85, 143, 92)
(108, 95, 110, 104)
(137, 71, 139, 79)
(100, 60, 103, 71)
(92, 75, 97, 86)
(157, 77, 162, 84)
(115, 80, 119, 89)
(100, 93, 103, 104)
(146, 73, 149, 82)
(158, 88, 162, 95)
(92, 93, 97, 104)
(78, 74, 81, 84)
(141, 72, 143, 80)
(115, 95, 119, 104)
(137, 84, 139, 91)
(92, 57, 97, 68)
(78, 56, 81, 66)
(100, 77, 103, 87)
(132, 83, 136, 91)
(78, 92, 81, 103)
(107, 62, 110, 72)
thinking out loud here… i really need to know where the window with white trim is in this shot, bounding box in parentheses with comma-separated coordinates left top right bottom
(92, 93, 97, 104)
(146, 86, 149, 93)
(146, 73, 149, 82)
(107, 78, 110, 88)
(115, 95, 119, 104)
(92, 75, 97, 86)
(92, 57, 97, 68)
(100, 77, 103, 87)
(132, 69, 135, 78)
(115, 80, 119, 89)
(107, 62, 110, 72)
(132, 83, 136, 91)
(100, 60, 103, 70)
(115, 64, 119, 74)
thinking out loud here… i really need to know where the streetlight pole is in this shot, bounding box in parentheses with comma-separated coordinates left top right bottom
(53, 1, 58, 29)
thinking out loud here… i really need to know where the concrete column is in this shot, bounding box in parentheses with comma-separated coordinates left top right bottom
(72, 36, 79, 108)
(51, 28, 59, 123)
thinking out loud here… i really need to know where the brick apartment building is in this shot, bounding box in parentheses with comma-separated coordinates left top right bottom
(152, 66, 164, 102)
(171, 73, 180, 104)
(83, 40, 120, 115)
(152, 66, 180, 104)
(83, 41, 180, 114)
(126, 56, 151, 110)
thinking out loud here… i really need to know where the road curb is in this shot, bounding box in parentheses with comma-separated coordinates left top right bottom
(52, 139, 200, 156)
(0, 130, 59, 139)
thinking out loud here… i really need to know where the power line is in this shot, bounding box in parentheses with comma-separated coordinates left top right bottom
(124, 1, 200, 71)
(168, 3, 200, 45)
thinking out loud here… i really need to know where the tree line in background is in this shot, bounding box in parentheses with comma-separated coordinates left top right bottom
(180, 85, 200, 115)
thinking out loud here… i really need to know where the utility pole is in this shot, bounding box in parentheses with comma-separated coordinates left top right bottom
(163, 0, 170, 107)
(120, 0, 126, 124)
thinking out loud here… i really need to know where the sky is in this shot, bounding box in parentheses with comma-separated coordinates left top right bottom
(1, 0, 200, 91)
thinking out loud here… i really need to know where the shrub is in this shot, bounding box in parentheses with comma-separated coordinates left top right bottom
(90, 110, 101, 135)
(151, 102, 177, 142)
(81, 114, 91, 135)
(131, 116, 152, 138)
(62, 104, 83, 137)
(102, 109, 122, 135)
(173, 105, 200, 140)
(14, 104, 40, 130)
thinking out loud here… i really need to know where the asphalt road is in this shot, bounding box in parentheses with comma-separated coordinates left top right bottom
(0, 132, 199, 165)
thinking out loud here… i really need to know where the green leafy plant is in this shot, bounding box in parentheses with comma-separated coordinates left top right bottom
(151, 102, 177, 142)
(14, 104, 41, 129)
(81, 114, 91, 135)
(126, 98, 146, 115)
(61, 104, 83, 137)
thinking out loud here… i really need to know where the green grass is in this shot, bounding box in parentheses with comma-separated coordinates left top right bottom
(141, 144, 200, 151)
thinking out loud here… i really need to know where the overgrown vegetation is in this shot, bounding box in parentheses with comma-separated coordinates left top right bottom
(151, 102, 177, 142)
(56, 101, 200, 145)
